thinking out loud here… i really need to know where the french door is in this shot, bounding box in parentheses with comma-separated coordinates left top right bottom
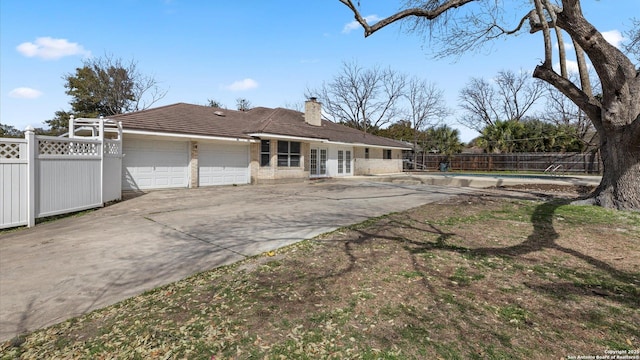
(310, 147, 327, 176)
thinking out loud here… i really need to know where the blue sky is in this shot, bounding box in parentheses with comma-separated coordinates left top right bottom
(1, 0, 637, 141)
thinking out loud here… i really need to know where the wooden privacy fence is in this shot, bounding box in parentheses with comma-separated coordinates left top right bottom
(408, 152, 602, 174)
(0, 118, 122, 229)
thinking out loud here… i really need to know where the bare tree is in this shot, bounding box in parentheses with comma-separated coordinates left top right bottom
(624, 18, 640, 62)
(85, 55, 167, 114)
(338, 0, 640, 211)
(306, 61, 407, 133)
(236, 98, 252, 111)
(207, 98, 224, 108)
(542, 80, 598, 149)
(458, 77, 499, 131)
(405, 77, 449, 165)
(282, 101, 303, 112)
(458, 70, 545, 132)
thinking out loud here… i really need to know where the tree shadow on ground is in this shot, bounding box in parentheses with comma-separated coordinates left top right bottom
(334, 195, 639, 308)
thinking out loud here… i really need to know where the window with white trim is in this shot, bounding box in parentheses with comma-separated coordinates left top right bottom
(260, 140, 270, 167)
(346, 150, 351, 173)
(338, 150, 344, 174)
(383, 149, 392, 159)
(277, 141, 301, 167)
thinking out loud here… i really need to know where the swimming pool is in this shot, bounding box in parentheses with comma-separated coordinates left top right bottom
(411, 172, 573, 180)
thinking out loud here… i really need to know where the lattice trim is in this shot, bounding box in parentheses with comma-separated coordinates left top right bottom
(0, 143, 21, 159)
(104, 140, 122, 156)
(39, 139, 99, 156)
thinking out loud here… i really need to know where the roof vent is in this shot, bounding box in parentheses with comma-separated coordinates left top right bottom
(214, 111, 225, 117)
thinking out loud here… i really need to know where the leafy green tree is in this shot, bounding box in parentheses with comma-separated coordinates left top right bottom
(478, 119, 585, 153)
(46, 55, 166, 134)
(518, 119, 583, 152)
(477, 120, 525, 153)
(424, 125, 463, 156)
(375, 119, 416, 142)
(0, 123, 23, 138)
(46, 110, 72, 135)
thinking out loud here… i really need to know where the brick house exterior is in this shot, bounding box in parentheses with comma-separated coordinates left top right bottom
(111, 100, 409, 190)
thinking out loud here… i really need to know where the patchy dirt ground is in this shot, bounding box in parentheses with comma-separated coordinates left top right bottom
(494, 184, 596, 198)
(2, 184, 638, 360)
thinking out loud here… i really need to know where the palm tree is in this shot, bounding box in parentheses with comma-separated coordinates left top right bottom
(425, 125, 463, 169)
(478, 120, 525, 153)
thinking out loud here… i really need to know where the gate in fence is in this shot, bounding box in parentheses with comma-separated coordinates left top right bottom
(1, 117, 122, 229)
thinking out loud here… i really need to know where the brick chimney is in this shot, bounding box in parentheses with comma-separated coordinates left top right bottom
(304, 97, 322, 126)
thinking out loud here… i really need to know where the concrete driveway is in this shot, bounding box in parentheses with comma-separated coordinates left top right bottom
(0, 178, 476, 341)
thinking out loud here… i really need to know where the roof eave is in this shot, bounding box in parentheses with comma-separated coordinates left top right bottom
(326, 140, 411, 150)
(247, 132, 410, 149)
(247, 133, 327, 143)
(123, 129, 257, 143)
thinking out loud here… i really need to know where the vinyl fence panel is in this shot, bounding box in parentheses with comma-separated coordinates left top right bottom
(0, 139, 28, 229)
(0, 118, 123, 229)
(103, 139, 123, 203)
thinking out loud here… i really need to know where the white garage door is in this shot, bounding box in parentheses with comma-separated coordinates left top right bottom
(123, 139, 189, 190)
(198, 143, 249, 186)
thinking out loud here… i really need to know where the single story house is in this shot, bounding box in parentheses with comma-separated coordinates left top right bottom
(110, 99, 410, 191)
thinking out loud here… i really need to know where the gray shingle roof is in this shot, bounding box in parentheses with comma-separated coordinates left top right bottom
(111, 103, 410, 149)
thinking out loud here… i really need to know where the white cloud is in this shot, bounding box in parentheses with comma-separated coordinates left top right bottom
(554, 59, 591, 75)
(559, 30, 623, 51)
(564, 60, 580, 74)
(16, 37, 91, 60)
(342, 15, 380, 34)
(225, 78, 259, 91)
(9, 87, 43, 99)
(601, 30, 624, 49)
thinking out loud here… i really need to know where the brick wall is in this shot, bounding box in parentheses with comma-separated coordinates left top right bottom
(189, 141, 198, 188)
(250, 141, 310, 184)
(353, 147, 403, 175)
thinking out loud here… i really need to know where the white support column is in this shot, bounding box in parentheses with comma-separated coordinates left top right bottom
(117, 121, 123, 141)
(99, 117, 105, 205)
(69, 115, 75, 139)
(99, 116, 104, 139)
(25, 126, 36, 227)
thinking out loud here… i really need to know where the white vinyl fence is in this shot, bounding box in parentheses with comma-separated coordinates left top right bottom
(1, 118, 122, 229)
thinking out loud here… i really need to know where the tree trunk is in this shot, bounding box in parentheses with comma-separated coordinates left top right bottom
(580, 125, 640, 211)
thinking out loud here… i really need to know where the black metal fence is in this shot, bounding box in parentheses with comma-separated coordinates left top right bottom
(405, 152, 602, 174)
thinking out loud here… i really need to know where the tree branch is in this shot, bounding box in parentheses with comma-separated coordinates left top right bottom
(572, 38, 593, 97)
(533, 65, 601, 128)
(533, 0, 553, 67)
(557, 0, 637, 94)
(338, 0, 476, 37)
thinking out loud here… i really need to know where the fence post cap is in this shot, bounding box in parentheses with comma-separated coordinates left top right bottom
(24, 125, 35, 132)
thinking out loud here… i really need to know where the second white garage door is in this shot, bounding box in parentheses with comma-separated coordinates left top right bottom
(198, 143, 250, 186)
